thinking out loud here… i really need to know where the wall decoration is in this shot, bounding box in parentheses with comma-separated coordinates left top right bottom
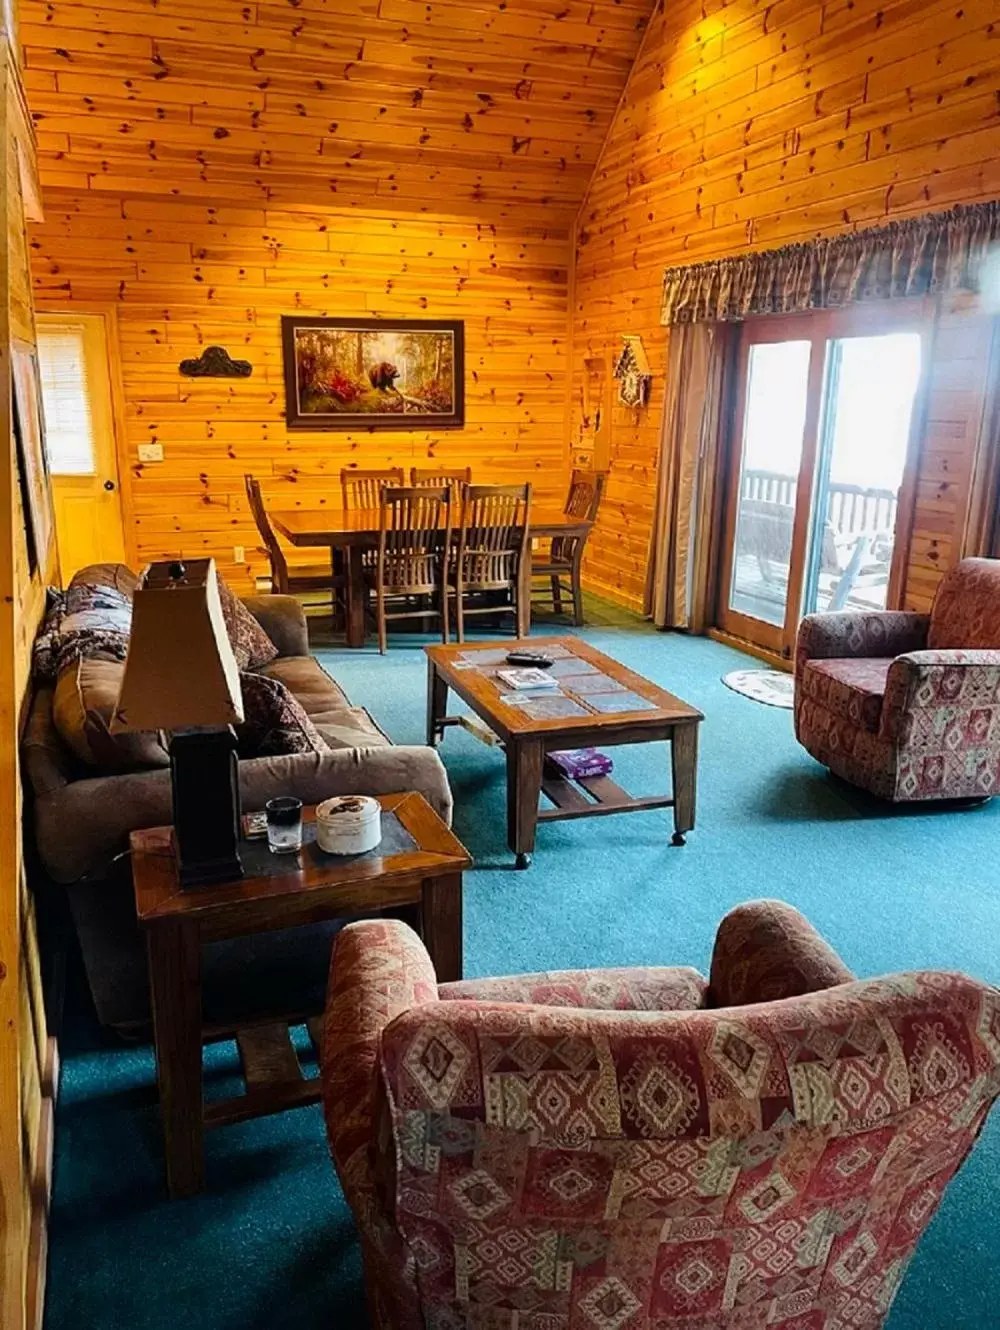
(281, 317, 464, 431)
(613, 334, 652, 408)
(179, 345, 253, 378)
(12, 345, 53, 572)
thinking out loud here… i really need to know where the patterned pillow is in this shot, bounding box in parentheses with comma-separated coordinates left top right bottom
(33, 584, 133, 683)
(236, 671, 328, 758)
(215, 574, 278, 671)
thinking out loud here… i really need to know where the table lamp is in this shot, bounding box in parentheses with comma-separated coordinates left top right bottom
(113, 558, 245, 887)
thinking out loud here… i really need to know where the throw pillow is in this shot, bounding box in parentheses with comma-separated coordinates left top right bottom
(216, 574, 278, 671)
(53, 657, 170, 773)
(236, 671, 328, 758)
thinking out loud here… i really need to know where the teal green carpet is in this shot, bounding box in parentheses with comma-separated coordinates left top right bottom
(44, 610, 1000, 1329)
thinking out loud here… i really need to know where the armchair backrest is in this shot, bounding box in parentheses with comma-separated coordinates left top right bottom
(376, 971, 1000, 1329)
(929, 557, 1000, 650)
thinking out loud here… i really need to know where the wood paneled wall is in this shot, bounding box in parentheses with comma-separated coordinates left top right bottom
(0, 31, 58, 1330)
(570, 0, 1000, 611)
(30, 192, 571, 588)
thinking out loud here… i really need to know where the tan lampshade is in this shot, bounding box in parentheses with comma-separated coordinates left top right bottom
(112, 558, 244, 732)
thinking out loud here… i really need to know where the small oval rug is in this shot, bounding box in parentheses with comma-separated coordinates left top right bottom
(722, 668, 794, 709)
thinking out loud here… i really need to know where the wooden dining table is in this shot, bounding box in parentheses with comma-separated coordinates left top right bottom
(271, 506, 590, 648)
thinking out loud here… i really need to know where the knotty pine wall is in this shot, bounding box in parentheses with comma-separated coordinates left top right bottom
(30, 192, 571, 589)
(571, 0, 1000, 612)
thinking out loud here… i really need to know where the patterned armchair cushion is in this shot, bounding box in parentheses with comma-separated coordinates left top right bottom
(929, 557, 1000, 650)
(795, 611, 928, 680)
(439, 967, 707, 1011)
(799, 656, 895, 733)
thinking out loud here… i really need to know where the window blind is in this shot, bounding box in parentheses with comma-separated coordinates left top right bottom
(36, 325, 97, 475)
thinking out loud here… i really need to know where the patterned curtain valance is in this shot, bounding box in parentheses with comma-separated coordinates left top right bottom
(661, 201, 1000, 326)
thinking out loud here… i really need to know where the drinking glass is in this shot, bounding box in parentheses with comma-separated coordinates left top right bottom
(265, 796, 303, 854)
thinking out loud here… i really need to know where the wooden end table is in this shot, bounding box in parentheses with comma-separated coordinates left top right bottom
(131, 791, 470, 1198)
(425, 636, 703, 868)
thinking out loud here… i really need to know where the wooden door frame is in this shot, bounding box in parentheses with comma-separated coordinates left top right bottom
(714, 299, 932, 655)
(35, 305, 135, 569)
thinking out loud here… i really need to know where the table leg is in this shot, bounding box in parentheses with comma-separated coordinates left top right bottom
(670, 723, 698, 846)
(507, 738, 544, 868)
(420, 872, 463, 982)
(426, 659, 448, 746)
(344, 546, 367, 648)
(146, 919, 204, 1198)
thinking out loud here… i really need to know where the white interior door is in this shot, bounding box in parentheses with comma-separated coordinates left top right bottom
(36, 313, 126, 580)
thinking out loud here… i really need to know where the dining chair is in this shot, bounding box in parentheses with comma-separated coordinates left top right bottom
(410, 465, 472, 493)
(451, 482, 531, 642)
(373, 487, 452, 654)
(530, 469, 605, 626)
(340, 467, 405, 510)
(244, 473, 337, 605)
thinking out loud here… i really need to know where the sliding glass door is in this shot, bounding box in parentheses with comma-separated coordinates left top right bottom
(717, 305, 928, 657)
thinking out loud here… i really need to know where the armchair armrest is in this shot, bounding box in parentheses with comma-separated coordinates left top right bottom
(795, 611, 929, 680)
(708, 900, 854, 1008)
(439, 966, 707, 1010)
(242, 594, 309, 657)
(880, 649, 1000, 742)
(322, 920, 438, 1179)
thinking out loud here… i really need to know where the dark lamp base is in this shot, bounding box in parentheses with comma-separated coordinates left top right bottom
(169, 727, 243, 889)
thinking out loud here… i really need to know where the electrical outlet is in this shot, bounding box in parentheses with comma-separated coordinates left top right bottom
(138, 442, 164, 462)
(233, 545, 245, 564)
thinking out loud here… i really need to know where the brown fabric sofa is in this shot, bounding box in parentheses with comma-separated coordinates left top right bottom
(22, 563, 452, 1030)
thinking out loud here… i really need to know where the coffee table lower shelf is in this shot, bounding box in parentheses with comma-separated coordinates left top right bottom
(539, 772, 677, 823)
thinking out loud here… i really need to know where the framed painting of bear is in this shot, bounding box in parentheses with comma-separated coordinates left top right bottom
(281, 317, 464, 430)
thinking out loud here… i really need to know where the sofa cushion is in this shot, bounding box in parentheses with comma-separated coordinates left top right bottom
(261, 656, 350, 715)
(799, 656, 893, 733)
(237, 672, 328, 758)
(53, 657, 170, 773)
(216, 574, 278, 670)
(311, 707, 392, 751)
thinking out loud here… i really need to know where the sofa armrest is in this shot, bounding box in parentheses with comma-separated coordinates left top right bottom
(880, 649, 1000, 742)
(795, 611, 929, 679)
(322, 920, 437, 1182)
(242, 594, 309, 657)
(707, 900, 854, 1007)
(34, 745, 453, 884)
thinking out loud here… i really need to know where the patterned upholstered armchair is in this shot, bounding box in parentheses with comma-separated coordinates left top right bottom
(795, 557, 1000, 800)
(322, 902, 1000, 1330)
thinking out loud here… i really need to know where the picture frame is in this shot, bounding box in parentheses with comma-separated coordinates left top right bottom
(12, 345, 53, 573)
(281, 317, 465, 431)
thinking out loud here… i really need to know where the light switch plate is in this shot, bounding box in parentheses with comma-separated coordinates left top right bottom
(138, 442, 164, 462)
(233, 545, 245, 564)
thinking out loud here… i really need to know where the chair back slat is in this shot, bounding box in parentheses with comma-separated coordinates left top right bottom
(553, 470, 605, 561)
(244, 473, 288, 589)
(457, 483, 531, 591)
(341, 467, 405, 510)
(378, 487, 451, 593)
(411, 466, 471, 496)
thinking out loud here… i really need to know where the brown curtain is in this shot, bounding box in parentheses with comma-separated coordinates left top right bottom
(647, 322, 730, 630)
(661, 201, 1000, 326)
(965, 318, 1000, 558)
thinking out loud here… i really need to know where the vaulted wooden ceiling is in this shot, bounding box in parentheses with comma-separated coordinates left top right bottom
(19, 0, 656, 223)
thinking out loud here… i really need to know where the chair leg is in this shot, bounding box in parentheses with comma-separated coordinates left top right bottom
(551, 573, 562, 615)
(572, 569, 584, 627)
(440, 579, 450, 644)
(455, 582, 465, 644)
(377, 586, 387, 655)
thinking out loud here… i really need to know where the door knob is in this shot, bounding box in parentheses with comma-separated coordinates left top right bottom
(104, 480, 116, 492)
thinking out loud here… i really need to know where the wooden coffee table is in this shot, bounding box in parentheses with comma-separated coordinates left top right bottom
(132, 791, 470, 1198)
(425, 637, 703, 867)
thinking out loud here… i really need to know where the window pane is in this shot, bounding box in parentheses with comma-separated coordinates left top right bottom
(807, 332, 921, 614)
(36, 326, 97, 476)
(728, 340, 812, 627)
